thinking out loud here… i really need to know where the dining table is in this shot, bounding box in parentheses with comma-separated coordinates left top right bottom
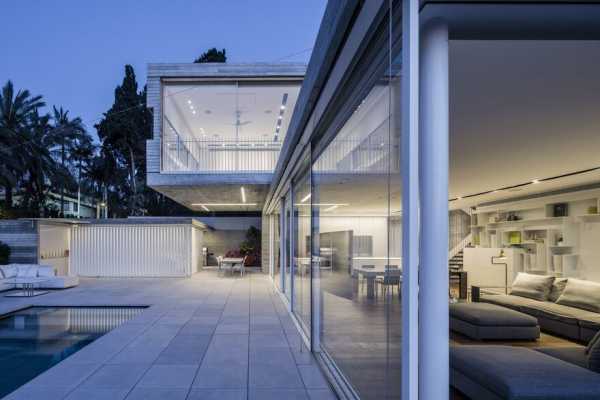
(220, 257, 245, 276)
(353, 265, 402, 299)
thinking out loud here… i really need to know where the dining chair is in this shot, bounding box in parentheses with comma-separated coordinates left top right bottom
(376, 265, 401, 298)
(360, 265, 375, 294)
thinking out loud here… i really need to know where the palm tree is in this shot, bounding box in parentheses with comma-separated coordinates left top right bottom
(0, 81, 44, 210)
(20, 111, 74, 217)
(51, 106, 86, 216)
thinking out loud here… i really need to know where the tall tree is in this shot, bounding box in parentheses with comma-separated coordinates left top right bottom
(0, 81, 44, 210)
(95, 65, 152, 216)
(194, 48, 227, 63)
(20, 110, 74, 217)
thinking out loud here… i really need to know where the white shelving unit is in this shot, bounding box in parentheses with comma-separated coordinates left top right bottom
(470, 189, 600, 277)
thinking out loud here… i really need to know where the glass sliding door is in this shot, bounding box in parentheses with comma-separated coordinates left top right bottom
(292, 162, 312, 336)
(310, 5, 402, 398)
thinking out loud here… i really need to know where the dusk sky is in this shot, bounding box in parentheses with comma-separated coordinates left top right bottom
(0, 1, 326, 139)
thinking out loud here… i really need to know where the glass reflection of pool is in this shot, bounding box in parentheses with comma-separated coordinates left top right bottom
(0, 306, 145, 398)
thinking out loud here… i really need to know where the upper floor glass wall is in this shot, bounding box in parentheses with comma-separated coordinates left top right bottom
(161, 80, 301, 173)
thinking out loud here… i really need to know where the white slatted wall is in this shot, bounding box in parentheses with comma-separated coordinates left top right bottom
(71, 224, 192, 277)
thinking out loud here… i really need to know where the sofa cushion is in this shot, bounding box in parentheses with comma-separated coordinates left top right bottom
(16, 265, 38, 278)
(510, 273, 555, 301)
(37, 266, 55, 278)
(0, 264, 17, 278)
(548, 278, 568, 302)
(535, 347, 588, 369)
(481, 293, 546, 312)
(451, 345, 600, 399)
(519, 301, 592, 326)
(557, 279, 600, 313)
(451, 302, 538, 327)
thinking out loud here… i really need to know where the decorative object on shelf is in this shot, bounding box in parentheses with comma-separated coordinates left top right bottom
(507, 212, 521, 221)
(553, 203, 568, 217)
(557, 235, 564, 246)
(508, 231, 522, 245)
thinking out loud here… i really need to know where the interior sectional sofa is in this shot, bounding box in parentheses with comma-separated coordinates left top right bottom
(0, 264, 79, 291)
(479, 273, 600, 342)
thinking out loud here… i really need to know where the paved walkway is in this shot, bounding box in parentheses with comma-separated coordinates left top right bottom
(2, 271, 336, 400)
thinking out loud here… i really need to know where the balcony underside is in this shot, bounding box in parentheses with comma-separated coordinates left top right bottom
(148, 172, 271, 213)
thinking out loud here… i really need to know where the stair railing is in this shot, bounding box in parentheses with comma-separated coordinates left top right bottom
(449, 232, 472, 260)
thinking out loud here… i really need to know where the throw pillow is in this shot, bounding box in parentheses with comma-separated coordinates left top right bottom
(556, 279, 600, 313)
(548, 278, 568, 302)
(510, 272, 555, 301)
(0, 264, 17, 278)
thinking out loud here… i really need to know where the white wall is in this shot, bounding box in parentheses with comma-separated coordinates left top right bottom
(38, 223, 70, 276)
(71, 224, 194, 277)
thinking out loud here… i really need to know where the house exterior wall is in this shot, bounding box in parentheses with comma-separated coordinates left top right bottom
(38, 222, 71, 276)
(71, 224, 194, 277)
(0, 220, 38, 264)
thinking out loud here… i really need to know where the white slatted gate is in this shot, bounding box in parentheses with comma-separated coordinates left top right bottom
(71, 224, 193, 277)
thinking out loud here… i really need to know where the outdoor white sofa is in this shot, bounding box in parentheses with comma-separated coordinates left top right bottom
(0, 264, 79, 291)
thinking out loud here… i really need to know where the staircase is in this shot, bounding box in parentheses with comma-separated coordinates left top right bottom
(449, 250, 464, 274)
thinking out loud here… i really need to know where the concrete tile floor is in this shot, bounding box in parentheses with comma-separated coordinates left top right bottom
(0, 271, 337, 400)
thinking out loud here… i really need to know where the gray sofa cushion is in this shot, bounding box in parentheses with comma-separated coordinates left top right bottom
(451, 345, 600, 399)
(451, 302, 538, 327)
(481, 293, 545, 311)
(548, 278, 568, 302)
(510, 273, 555, 301)
(557, 279, 600, 313)
(535, 347, 588, 369)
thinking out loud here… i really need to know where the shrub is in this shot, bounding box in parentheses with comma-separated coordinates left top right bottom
(0, 241, 10, 265)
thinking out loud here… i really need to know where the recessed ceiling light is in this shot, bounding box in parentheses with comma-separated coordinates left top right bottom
(280, 105, 285, 110)
(531, 179, 540, 184)
(278, 116, 282, 120)
(192, 111, 196, 114)
(187, 100, 192, 104)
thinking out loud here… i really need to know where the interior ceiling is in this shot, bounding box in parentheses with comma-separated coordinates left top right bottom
(449, 40, 600, 206)
(308, 40, 600, 215)
(164, 81, 301, 142)
(154, 184, 269, 213)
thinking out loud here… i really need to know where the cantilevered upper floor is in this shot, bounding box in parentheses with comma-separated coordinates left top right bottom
(146, 63, 305, 212)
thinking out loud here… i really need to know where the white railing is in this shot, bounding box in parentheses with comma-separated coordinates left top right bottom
(162, 139, 282, 173)
(449, 232, 472, 260)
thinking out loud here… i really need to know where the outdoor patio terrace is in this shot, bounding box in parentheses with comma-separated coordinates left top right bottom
(0, 271, 335, 400)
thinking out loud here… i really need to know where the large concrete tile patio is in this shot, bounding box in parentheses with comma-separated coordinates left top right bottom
(0, 271, 335, 400)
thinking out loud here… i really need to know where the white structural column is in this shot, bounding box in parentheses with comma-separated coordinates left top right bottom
(419, 18, 449, 400)
(401, 0, 420, 399)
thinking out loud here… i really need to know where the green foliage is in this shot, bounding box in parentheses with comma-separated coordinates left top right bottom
(240, 226, 261, 255)
(0, 241, 10, 265)
(194, 48, 227, 63)
(0, 80, 93, 217)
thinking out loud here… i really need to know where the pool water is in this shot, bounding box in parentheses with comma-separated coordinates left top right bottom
(0, 306, 145, 398)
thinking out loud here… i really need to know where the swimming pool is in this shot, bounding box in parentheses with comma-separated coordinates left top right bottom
(0, 306, 145, 398)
